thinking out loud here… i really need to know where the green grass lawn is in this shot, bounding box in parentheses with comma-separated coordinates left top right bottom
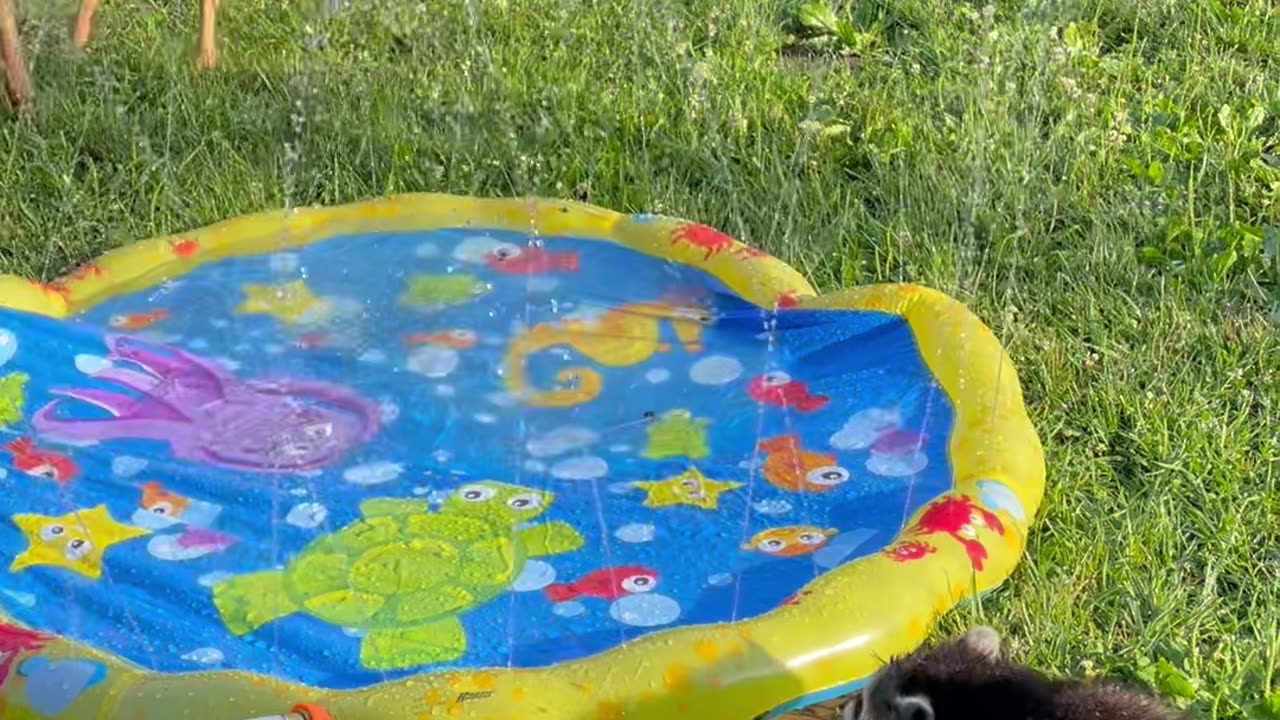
(2, 0, 1278, 716)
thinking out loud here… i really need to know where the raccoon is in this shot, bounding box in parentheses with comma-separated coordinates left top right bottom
(840, 626, 1185, 720)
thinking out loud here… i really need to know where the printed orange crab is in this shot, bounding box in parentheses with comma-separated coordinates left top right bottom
(775, 291, 801, 309)
(884, 539, 937, 563)
(733, 246, 771, 260)
(781, 589, 814, 607)
(170, 238, 201, 258)
(30, 280, 70, 300)
(71, 263, 104, 281)
(670, 222, 737, 259)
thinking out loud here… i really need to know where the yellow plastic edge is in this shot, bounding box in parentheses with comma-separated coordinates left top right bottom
(0, 193, 1045, 720)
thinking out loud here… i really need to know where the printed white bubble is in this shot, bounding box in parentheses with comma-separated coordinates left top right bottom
(452, 236, 506, 264)
(550, 456, 609, 481)
(181, 647, 225, 665)
(74, 354, 113, 376)
(512, 560, 557, 592)
(553, 601, 586, 618)
(286, 502, 329, 529)
(609, 593, 681, 627)
(343, 461, 405, 486)
(486, 391, 521, 408)
(435, 384, 457, 398)
(0, 329, 17, 368)
(523, 460, 547, 473)
(751, 499, 793, 516)
(526, 426, 599, 458)
(865, 451, 928, 477)
(830, 407, 902, 450)
(415, 242, 440, 258)
(689, 355, 743, 385)
(359, 349, 389, 365)
(473, 413, 498, 424)
(111, 456, 148, 478)
(379, 400, 401, 422)
(607, 481, 636, 495)
(406, 346, 459, 379)
(706, 573, 734, 587)
(614, 523, 656, 543)
(644, 368, 671, 384)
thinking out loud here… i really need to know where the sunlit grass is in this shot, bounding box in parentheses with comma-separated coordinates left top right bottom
(1, 0, 1277, 717)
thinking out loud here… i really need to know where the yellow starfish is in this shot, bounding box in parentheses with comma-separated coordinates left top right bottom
(11, 505, 149, 581)
(634, 467, 743, 510)
(237, 280, 330, 326)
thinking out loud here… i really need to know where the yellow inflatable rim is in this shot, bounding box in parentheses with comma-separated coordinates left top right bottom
(0, 193, 1045, 720)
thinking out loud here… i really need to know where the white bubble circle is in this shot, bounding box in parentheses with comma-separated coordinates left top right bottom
(689, 355, 743, 385)
(609, 593, 682, 627)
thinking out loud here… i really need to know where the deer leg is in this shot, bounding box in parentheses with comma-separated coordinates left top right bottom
(0, 0, 31, 109)
(196, 0, 219, 69)
(72, 0, 102, 50)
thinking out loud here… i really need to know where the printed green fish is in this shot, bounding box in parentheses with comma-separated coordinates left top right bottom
(399, 274, 489, 311)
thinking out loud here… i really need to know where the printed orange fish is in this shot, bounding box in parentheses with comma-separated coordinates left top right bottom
(743, 525, 837, 557)
(139, 481, 192, 520)
(758, 435, 850, 494)
(108, 310, 170, 332)
(402, 329, 478, 350)
(2, 438, 79, 484)
(132, 481, 222, 529)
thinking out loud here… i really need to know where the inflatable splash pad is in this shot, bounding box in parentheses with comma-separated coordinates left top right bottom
(0, 195, 1044, 720)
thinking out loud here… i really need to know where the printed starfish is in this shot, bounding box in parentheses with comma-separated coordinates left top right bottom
(237, 280, 330, 325)
(11, 506, 149, 580)
(634, 467, 743, 510)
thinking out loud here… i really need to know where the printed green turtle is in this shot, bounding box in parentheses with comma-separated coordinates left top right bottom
(212, 481, 585, 670)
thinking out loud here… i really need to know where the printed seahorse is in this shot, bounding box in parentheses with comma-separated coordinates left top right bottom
(503, 302, 708, 408)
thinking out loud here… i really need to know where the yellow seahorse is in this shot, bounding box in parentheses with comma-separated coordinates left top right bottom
(503, 301, 709, 408)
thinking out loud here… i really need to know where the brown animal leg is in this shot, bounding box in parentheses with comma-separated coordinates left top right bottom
(0, 0, 31, 109)
(196, 0, 219, 69)
(72, 0, 103, 51)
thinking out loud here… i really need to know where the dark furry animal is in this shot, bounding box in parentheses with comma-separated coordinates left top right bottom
(842, 626, 1185, 720)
